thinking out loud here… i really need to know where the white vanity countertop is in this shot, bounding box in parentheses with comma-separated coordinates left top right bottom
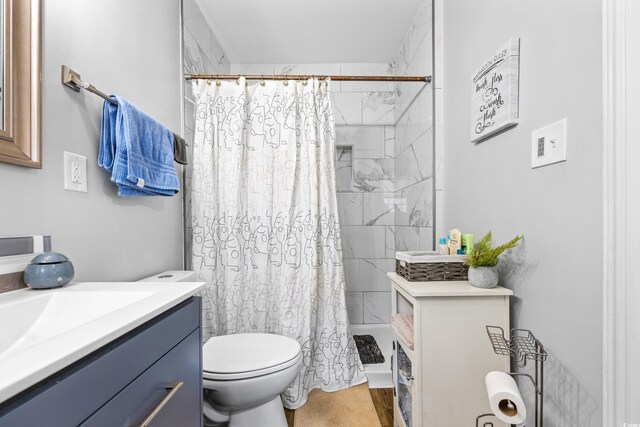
(388, 272, 513, 298)
(0, 280, 205, 404)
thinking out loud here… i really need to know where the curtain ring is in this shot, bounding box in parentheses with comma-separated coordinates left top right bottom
(215, 74, 221, 87)
(260, 74, 266, 86)
(282, 73, 288, 86)
(236, 75, 242, 86)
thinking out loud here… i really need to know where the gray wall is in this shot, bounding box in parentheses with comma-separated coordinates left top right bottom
(0, 0, 183, 281)
(442, 0, 602, 425)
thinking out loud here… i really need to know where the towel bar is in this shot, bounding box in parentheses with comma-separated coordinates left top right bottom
(61, 65, 117, 104)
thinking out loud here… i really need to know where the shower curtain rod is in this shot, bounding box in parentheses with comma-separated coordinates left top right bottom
(185, 74, 432, 83)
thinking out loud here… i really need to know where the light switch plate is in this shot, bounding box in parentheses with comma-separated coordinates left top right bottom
(64, 151, 87, 192)
(531, 118, 567, 169)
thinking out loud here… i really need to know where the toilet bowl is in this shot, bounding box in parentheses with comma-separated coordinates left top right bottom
(137, 272, 301, 427)
(202, 333, 302, 427)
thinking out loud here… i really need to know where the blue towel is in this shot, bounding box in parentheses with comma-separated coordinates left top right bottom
(99, 96, 179, 197)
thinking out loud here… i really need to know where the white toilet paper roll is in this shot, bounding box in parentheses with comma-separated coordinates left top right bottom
(485, 371, 527, 424)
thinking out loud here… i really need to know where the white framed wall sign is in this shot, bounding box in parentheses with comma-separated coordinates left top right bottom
(470, 38, 520, 143)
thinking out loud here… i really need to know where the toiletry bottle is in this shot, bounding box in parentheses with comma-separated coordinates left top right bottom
(461, 233, 474, 254)
(447, 229, 462, 255)
(438, 238, 448, 255)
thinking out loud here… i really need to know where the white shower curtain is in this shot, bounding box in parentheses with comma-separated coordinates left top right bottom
(190, 77, 365, 409)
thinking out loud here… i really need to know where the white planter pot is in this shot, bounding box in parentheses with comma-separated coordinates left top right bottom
(468, 266, 499, 288)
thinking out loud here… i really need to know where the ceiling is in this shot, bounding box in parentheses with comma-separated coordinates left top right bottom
(196, 0, 422, 64)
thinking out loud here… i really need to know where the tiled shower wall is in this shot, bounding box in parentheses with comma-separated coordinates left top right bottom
(341, 0, 435, 325)
(333, 70, 397, 325)
(393, 0, 435, 255)
(182, 0, 230, 263)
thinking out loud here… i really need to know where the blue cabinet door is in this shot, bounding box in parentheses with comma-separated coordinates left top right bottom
(82, 329, 202, 427)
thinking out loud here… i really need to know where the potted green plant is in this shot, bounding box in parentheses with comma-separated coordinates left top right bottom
(465, 231, 522, 288)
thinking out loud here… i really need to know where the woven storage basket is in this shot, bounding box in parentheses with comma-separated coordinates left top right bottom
(395, 251, 469, 282)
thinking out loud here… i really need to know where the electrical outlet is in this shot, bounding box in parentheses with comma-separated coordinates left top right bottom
(531, 118, 567, 169)
(64, 151, 87, 192)
(71, 161, 81, 183)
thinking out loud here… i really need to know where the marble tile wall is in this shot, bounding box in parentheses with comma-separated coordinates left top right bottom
(433, 0, 445, 240)
(336, 124, 395, 325)
(392, 0, 436, 260)
(182, 0, 231, 267)
(393, 0, 433, 122)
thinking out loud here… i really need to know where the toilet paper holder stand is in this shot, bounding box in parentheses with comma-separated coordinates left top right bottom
(476, 326, 548, 427)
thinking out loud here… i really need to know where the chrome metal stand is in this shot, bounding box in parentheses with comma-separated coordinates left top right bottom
(476, 413, 497, 427)
(483, 326, 547, 427)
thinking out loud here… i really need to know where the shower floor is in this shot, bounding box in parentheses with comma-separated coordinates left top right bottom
(351, 323, 392, 388)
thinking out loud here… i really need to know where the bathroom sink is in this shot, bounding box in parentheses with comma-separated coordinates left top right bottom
(0, 280, 205, 404)
(0, 290, 154, 357)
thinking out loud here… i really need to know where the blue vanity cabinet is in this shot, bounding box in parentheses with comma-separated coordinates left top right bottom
(0, 297, 203, 427)
(82, 328, 201, 427)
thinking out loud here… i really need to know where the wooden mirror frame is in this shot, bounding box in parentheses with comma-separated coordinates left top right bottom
(0, 0, 41, 168)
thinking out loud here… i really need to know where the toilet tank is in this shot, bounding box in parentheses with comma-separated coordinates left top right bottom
(137, 270, 196, 282)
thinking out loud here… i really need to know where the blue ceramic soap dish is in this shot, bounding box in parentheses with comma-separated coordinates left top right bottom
(24, 252, 75, 289)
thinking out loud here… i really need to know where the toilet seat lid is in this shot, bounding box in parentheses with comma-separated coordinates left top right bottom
(203, 333, 301, 379)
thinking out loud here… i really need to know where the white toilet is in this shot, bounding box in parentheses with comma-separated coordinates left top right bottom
(202, 333, 302, 427)
(139, 271, 302, 427)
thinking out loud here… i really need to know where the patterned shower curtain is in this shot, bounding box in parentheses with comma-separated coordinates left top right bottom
(190, 77, 365, 409)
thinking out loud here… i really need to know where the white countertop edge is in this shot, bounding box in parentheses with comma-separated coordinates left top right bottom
(0, 281, 206, 404)
(387, 272, 513, 297)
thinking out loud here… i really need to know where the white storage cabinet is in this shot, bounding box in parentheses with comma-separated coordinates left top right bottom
(389, 273, 512, 427)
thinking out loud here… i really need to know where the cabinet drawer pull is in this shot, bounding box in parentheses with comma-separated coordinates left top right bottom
(137, 381, 184, 427)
